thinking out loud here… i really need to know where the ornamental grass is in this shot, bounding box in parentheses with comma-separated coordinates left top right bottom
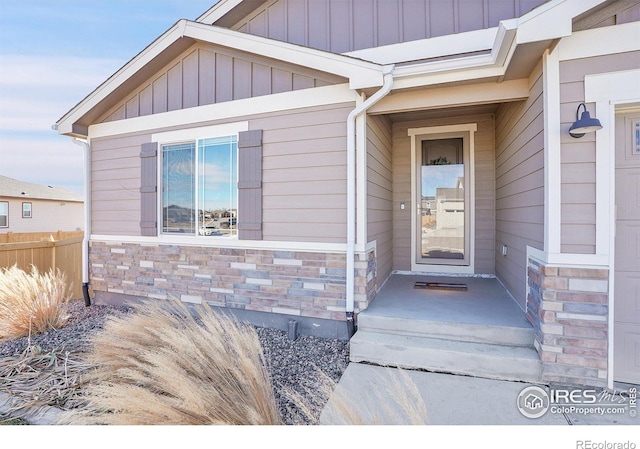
(0, 294, 430, 425)
(0, 265, 70, 341)
(59, 297, 429, 425)
(62, 298, 283, 425)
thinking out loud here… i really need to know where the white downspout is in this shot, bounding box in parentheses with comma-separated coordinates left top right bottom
(345, 65, 394, 335)
(72, 137, 92, 306)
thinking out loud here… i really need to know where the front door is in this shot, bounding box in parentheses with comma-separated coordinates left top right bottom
(614, 111, 640, 385)
(419, 138, 467, 264)
(409, 124, 475, 273)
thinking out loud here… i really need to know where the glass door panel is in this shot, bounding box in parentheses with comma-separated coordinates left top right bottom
(420, 138, 465, 262)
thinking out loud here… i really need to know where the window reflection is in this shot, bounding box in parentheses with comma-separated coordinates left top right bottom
(162, 136, 237, 237)
(420, 138, 465, 260)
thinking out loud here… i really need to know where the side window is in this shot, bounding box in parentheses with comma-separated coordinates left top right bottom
(161, 136, 238, 237)
(0, 202, 8, 227)
(22, 202, 32, 218)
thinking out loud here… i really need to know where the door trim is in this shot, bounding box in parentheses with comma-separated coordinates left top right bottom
(584, 68, 640, 388)
(408, 123, 477, 274)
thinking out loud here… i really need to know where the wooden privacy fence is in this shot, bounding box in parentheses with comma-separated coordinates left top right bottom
(0, 231, 84, 299)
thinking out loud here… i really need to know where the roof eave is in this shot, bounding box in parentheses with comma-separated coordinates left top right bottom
(375, 0, 608, 90)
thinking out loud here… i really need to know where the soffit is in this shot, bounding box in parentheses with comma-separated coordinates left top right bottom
(387, 104, 498, 124)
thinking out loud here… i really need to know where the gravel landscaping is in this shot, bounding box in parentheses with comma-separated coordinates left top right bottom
(0, 299, 350, 425)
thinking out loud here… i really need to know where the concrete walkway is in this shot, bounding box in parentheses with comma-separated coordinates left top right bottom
(320, 363, 639, 425)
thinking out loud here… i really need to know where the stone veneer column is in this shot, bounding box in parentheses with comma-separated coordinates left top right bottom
(527, 257, 609, 387)
(353, 248, 377, 314)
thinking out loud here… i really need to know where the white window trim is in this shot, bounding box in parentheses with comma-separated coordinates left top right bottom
(0, 201, 8, 227)
(22, 202, 32, 219)
(154, 121, 248, 241)
(408, 124, 477, 274)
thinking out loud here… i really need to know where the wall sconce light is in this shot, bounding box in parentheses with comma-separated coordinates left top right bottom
(569, 102, 602, 138)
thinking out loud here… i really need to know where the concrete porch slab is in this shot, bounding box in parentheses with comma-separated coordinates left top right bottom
(362, 274, 530, 329)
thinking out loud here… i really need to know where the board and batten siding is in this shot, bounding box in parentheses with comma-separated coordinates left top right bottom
(573, 0, 640, 32)
(559, 50, 640, 254)
(495, 61, 544, 309)
(232, 0, 547, 53)
(366, 114, 393, 283)
(391, 111, 496, 275)
(99, 43, 345, 124)
(90, 102, 354, 243)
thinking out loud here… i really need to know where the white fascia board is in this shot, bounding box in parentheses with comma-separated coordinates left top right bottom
(183, 22, 383, 89)
(88, 83, 357, 140)
(196, 0, 241, 24)
(559, 21, 640, 62)
(369, 78, 529, 115)
(390, 26, 517, 89)
(56, 21, 185, 136)
(345, 28, 498, 65)
(515, 0, 607, 44)
(350, 0, 606, 90)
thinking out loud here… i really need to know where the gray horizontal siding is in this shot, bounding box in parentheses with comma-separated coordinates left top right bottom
(391, 111, 496, 275)
(100, 43, 345, 123)
(233, 0, 547, 52)
(495, 61, 544, 309)
(367, 114, 393, 284)
(559, 50, 640, 254)
(90, 134, 150, 236)
(252, 103, 354, 243)
(90, 102, 355, 243)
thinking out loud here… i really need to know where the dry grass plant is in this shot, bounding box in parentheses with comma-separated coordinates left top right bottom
(42, 296, 430, 426)
(0, 263, 429, 425)
(63, 298, 282, 425)
(0, 265, 71, 340)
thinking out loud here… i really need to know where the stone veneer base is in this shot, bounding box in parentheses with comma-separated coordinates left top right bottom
(89, 240, 378, 339)
(527, 256, 609, 387)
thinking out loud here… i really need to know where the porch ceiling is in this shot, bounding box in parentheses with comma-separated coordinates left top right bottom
(385, 103, 498, 124)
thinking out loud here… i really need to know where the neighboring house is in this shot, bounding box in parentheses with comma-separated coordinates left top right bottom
(0, 175, 83, 233)
(55, 0, 640, 388)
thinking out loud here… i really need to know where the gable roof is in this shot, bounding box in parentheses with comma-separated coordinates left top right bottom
(55, 0, 609, 138)
(54, 20, 385, 137)
(0, 175, 83, 202)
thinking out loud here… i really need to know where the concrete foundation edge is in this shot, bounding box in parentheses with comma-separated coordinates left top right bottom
(95, 291, 350, 340)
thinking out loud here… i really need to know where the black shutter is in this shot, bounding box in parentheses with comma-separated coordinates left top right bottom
(140, 142, 158, 236)
(237, 130, 262, 240)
